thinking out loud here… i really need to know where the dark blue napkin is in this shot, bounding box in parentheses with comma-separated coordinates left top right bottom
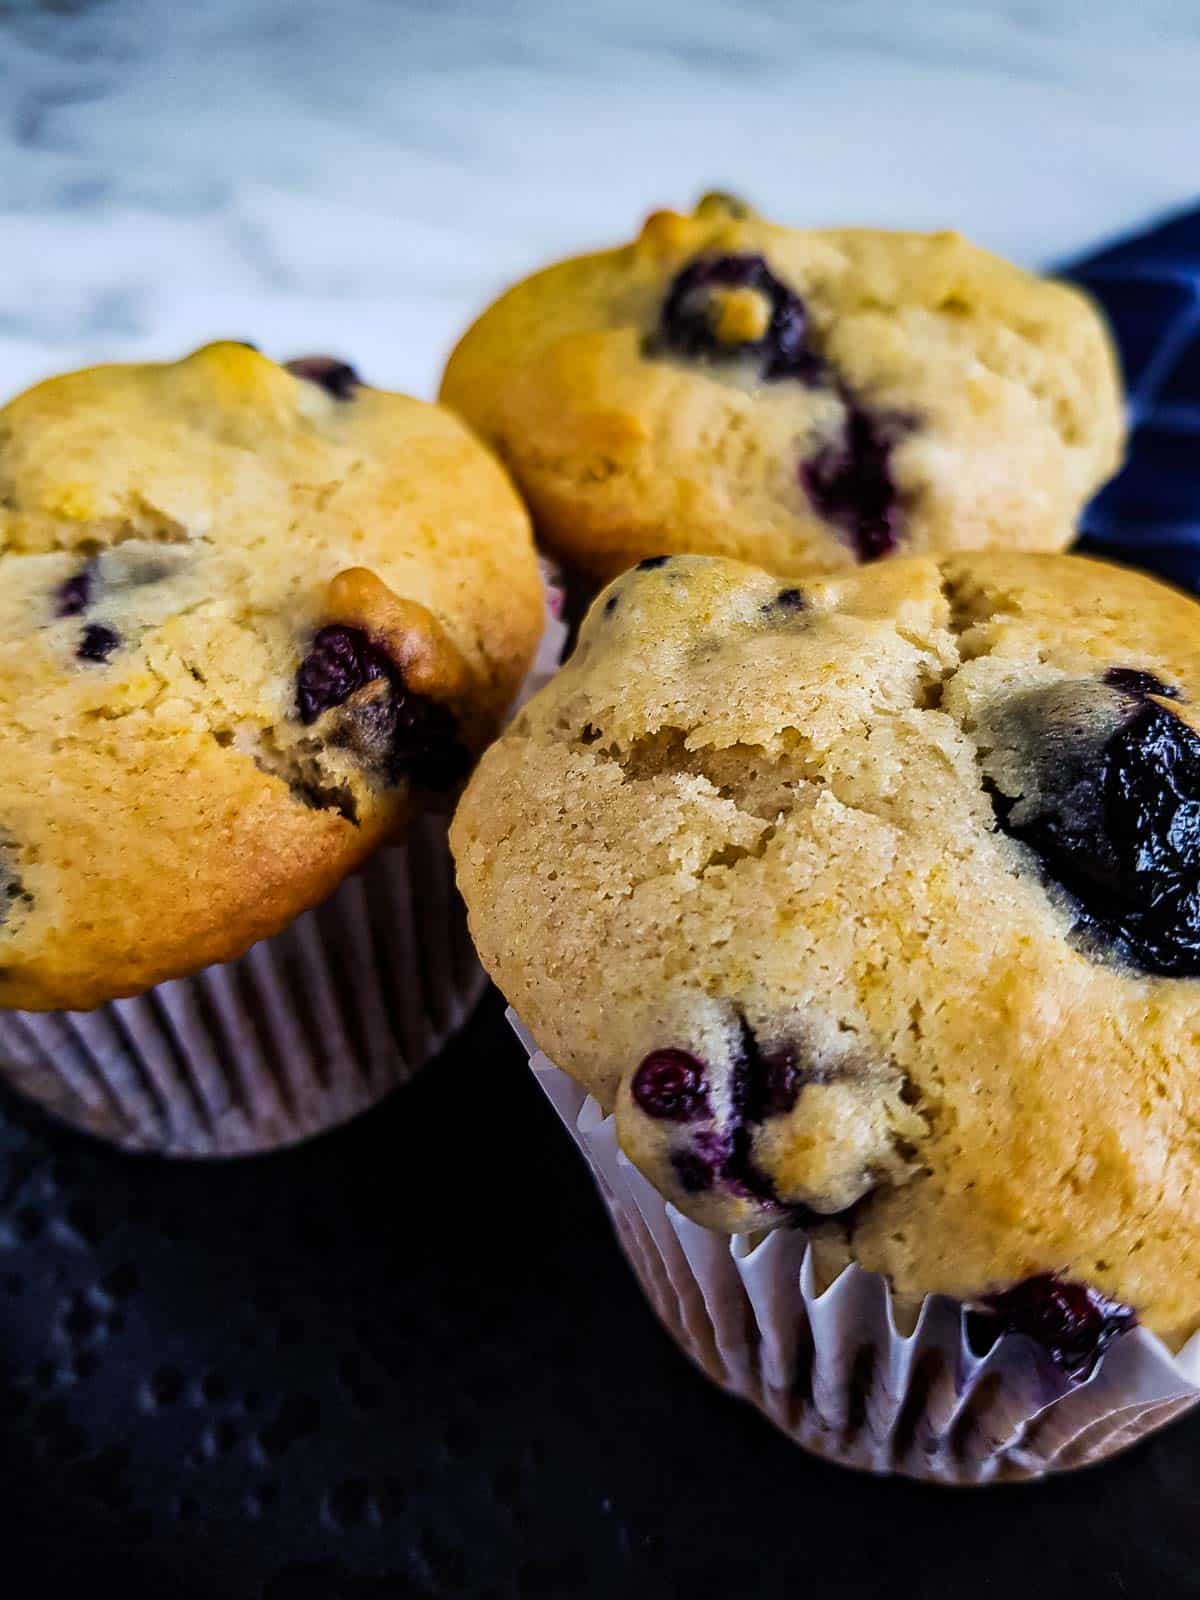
(1061, 203, 1200, 592)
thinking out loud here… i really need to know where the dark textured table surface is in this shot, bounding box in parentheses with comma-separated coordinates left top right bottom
(5, 208, 1200, 1598)
(3, 988, 1200, 1600)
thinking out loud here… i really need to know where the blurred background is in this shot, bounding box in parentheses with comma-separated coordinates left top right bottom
(2, 0, 1199, 397)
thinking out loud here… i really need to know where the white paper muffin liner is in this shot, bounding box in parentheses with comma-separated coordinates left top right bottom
(511, 1014, 1200, 1482)
(0, 565, 567, 1157)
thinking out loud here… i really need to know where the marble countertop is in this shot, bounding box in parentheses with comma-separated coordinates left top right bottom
(1, 0, 1198, 400)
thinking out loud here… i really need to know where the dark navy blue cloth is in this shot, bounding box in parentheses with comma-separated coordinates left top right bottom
(1060, 202, 1200, 592)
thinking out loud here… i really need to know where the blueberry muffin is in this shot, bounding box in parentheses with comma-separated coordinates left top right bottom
(0, 342, 543, 1011)
(441, 195, 1124, 582)
(453, 551, 1200, 1356)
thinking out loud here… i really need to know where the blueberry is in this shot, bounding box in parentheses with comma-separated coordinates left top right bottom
(383, 687, 471, 790)
(647, 1021, 823, 1216)
(76, 624, 119, 663)
(55, 550, 180, 626)
(720, 1019, 806, 1208)
(671, 1148, 717, 1194)
(990, 673, 1200, 976)
(296, 626, 387, 725)
(631, 1049, 710, 1121)
(1102, 666, 1181, 702)
(634, 555, 671, 571)
(55, 565, 94, 618)
(769, 587, 806, 612)
(966, 1273, 1135, 1382)
(730, 1019, 811, 1124)
(653, 255, 906, 561)
(801, 402, 902, 562)
(295, 625, 468, 791)
(640, 1018, 863, 1221)
(760, 1049, 805, 1116)
(655, 253, 821, 383)
(285, 356, 362, 401)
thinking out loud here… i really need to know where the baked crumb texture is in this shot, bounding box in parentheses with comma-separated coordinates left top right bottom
(0, 343, 542, 1008)
(453, 552, 1200, 1348)
(442, 197, 1124, 582)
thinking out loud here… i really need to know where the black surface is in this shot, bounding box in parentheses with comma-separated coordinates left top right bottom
(1, 990, 1200, 1600)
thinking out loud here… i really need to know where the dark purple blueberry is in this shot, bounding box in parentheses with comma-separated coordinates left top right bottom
(769, 587, 806, 612)
(671, 1149, 717, 1194)
(731, 1018, 809, 1123)
(296, 625, 468, 792)
(331, 677, 470, 790)
(801, 403, 902, 562)
(76, 624, 119, 663)
(657, 1018, 846, 1219)
(631, 1049, 710, 1121)
(655, 253, 821, 383)
(635, 555, 671, 571)
(55, 565, 94, 618)
(1102, 666, 1181, 702)
(384, 689, 471, 790)
(713, 1019, 811, 1210)
(296, 626, 387, 725)
(990, 679, 1200, 977)
(966, 1273, 1135, 1382)
(718, 1124, 783, 1208)
(759, 1048, 805, 1116)
(285, 356, 362, 401)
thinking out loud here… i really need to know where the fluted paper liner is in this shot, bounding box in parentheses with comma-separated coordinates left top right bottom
(0, 566, 567, 1156)
(512, 1014, 1200, 1482)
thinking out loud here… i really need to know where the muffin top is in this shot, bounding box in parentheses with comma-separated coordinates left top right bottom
(0, 343, 543, 1010)
(453, 551, 1200, 1347)
(441, 195, 1123, 583)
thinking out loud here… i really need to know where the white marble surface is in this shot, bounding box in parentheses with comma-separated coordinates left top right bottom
(1, 0, 1198, 400)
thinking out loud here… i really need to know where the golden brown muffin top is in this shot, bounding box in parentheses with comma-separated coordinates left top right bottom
(0, 343, 542, 1009)
(453, 552, 1200, 1347)
(442, 195, 1123, 583)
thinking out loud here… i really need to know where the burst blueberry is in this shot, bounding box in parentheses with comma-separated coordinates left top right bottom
(654, 254, 907, 561)
(295, 625, 468, 791)
(76, 624, 119, 663)
(285, 356, 362, 401)
(296, 626, 388, 725)
(993, 673, 1200, 976)
(1102, 666, 1180, 702)
(671, 1147, 717, 1194)
(801, 403, 902, 563)
(55, 565, 94, 618)
(384, 688, 471, 790)
(966, 1273, 1135, 1382)
(656, 253, 820, 382)
(631, 1049, 710, 1121)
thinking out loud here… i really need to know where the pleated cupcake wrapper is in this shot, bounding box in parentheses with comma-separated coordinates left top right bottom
(511, 1014, 1200, 1482)
(0, 566, 568, 1157)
